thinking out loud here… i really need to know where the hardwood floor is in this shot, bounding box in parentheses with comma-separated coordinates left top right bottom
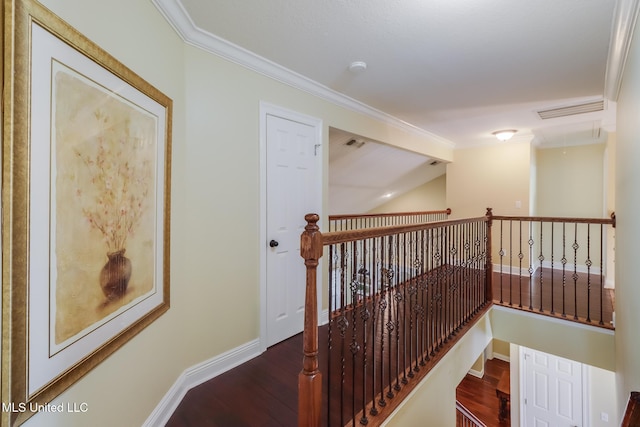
(492, 269, 615, 328)
(456, 358, 511, 427)
(166, 269, 609, 426)
(166, 333, 511, 427)
(166, 333, 304, 427)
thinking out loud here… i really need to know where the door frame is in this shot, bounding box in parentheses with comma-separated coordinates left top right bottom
(259, 101, 324, 352)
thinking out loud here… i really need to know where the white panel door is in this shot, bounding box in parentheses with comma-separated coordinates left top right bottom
(265, 113, 320, 346)
(523, 347, 583, 427)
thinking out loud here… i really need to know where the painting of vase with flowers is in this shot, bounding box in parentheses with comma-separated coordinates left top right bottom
(54, 64, 157, 346)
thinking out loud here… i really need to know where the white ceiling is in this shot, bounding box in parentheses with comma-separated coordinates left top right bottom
(329, 128, 446, 213)
(153, 0, 636, 213)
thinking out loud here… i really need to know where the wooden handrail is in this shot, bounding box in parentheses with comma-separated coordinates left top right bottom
(490, 213, 615, 226)
(322, 216, 488, 245)
(485, 208, 494, 302)
(298, 214, 323, 427)
(622, 391, 640, 427)
(328, 209, 452, 232)
(456, 400, 487, 427)
(329, 208, 451, 221)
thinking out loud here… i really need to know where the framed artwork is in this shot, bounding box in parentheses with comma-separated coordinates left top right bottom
(2, 0, 172, 425)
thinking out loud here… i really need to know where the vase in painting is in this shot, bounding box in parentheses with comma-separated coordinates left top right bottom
(99, 249, 132, 301)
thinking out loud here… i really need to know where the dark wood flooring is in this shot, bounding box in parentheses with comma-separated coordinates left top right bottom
(492, 269, 615, 328)
(166, 333, 303, 427)
(456, 358, 510, 427)
(166, 269, 611, 426)
(166, 330, 508, 427)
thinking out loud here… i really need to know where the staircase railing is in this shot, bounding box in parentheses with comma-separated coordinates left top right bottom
(328, 209, 451, 232)
(622, 391, 640, 427)
(456, 400, 487, 427)
(489, 209, 616, 327)
(298, 209, 616, 427)
(299, 212, 492, 427)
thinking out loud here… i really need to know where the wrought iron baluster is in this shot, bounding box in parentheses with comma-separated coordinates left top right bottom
(419, 229, 427, 366)
(466, 222, 472, 317)
(368, 237, 379, 417)
(475, 222, 484, 313)
(426, 228, 433, 361)
(350, 242, 360, 425)
(385, 235, 395, 400)
(476, 221, 481, 314)
(359, 239, 370, 426)
(400, 232, 409, 385)
(378, 274, 388, 407)
(539, 221, 544, 312)
(599, 224, 605, 326)
(453, 223, 461, 333)
(573, 223, 579, 320)
(435, 225, 441, 355)
(394, 234, 403, 392)
(327, 245, 335, 424)
(562, 222, 567, 318)
(550, 223, 555, 315)
(518, 220, 524, 308)
(339, 242, 347, 427)
(499, 220, 504, 304)
(586, 224, 592, 323)
(528, 221, 534, 310)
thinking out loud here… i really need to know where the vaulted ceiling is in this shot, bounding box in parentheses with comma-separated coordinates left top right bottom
(153, 0, 636, 212)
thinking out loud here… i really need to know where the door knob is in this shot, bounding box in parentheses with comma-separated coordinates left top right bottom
(269, 240, 279, 248)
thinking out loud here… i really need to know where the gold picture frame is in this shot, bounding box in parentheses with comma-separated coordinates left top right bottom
(2, 1, 172, 425)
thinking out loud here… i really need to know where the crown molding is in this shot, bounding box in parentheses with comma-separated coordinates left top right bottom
(605, 0, 640, 101)
(151, 0, 455, 149)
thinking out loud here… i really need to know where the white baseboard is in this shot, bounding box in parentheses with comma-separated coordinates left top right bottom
(493, 262, 538, 277)
(320, 308, 329, 326)
(468, 367, 484, 378)
(493, 261, 604, 277)
(142, 339, 261, 427)
(491, 352, 510, 363)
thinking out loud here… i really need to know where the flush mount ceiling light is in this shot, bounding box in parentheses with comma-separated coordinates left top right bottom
(492, 129, 518, 142)
(348, 61, 367, 73)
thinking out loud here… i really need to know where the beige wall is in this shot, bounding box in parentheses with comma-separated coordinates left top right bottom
(492, 339, 510, 359)
(534, 143, 609, 274)
(536, 143, 605, 217)
(382, 314, 493, 427)
(9, 1, 453, 426)
(384, 307, 617, 426)
(446, 142, 532, 219)
(588, 364, 618, 427)
(614, 10, 640, 418)
(20, 1, 187, 426)
(491, 307, 615, 371)
(368, 174, 446, 213)
(605, 134, 616, 287)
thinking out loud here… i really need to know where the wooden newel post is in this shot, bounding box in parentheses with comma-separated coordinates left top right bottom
(298, 213, 323, 427)
(485, 208, 493, 303)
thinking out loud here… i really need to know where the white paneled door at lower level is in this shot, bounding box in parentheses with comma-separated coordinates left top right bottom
(522, 347, 583, 427)
(266, 113, 320, 347)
